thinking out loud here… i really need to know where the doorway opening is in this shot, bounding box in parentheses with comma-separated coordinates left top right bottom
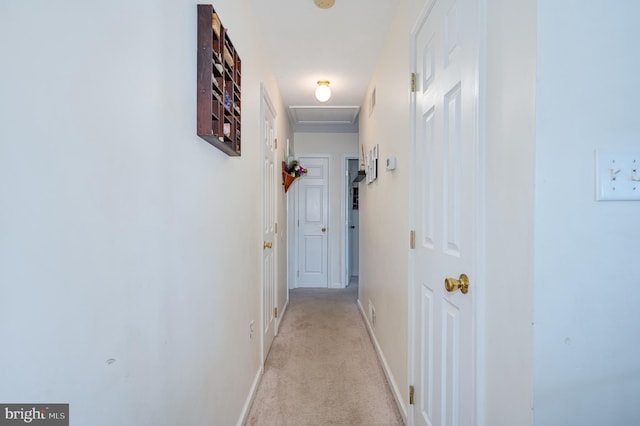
(345, 157, 360, 287)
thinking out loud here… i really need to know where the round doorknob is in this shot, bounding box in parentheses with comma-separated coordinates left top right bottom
(321, 227, 327, 232)
(444, 274, 469, 294)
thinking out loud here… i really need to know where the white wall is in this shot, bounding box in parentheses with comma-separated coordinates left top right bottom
(357, 0, 415, 415)
(0, 1, 291, 425)
(482, 0, 536, 424)
(293, 132, 358, 288)
(533, 2, 640, 425)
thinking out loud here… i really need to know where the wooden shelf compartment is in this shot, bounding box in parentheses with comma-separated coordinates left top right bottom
(197, 4, 241, 156)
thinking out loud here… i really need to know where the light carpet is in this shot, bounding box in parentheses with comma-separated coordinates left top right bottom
(245, 281, 404, 426)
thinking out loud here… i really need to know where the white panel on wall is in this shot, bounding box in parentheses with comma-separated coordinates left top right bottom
(534, 3, 640, 425)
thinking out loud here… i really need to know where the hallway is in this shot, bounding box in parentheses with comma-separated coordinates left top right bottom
(246, 280, 403, 425)
(3, 2, 640, 425)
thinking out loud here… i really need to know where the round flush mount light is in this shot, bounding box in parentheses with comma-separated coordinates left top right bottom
(315, 80, 331, 102)
(314, 0, 335, 9)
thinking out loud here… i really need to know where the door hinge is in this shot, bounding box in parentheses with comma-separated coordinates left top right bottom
(410, 230, 416, 249)
(274, 223, 278, 233)
(297, 271, 299, 277)
(411, 73, 417, 92)
(274, 307, 278, 318)
(274, 138, 278, 149)
(409, 385, 415, 405)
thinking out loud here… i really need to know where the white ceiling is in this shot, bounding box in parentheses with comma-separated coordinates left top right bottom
(248, 0, 401, 132)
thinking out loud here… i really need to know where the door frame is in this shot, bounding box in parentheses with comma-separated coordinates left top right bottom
(260, 83, 278, 368)
(342, 154, 359, 287)
(291, 154, 331, 289)
(407, 0, 487, 424)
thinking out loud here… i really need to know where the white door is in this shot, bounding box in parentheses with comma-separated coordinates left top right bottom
(411, 0, 479, 425)
(261, 89, 277, 362)
(296, 157, 329, 288)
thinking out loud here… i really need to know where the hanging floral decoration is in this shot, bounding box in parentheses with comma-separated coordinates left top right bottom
(286, 160, 308, 178)
(282, 160, 308, 192)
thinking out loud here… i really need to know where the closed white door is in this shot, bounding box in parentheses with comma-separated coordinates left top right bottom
(296, 157, 329, 288)
(262, 89, 277, 362)
(411, 0, 479, 425)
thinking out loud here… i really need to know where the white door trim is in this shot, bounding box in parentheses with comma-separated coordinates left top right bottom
(407, 0, 486, 424)
(288, 187, 296, 290)
(474, 2, 488, 424)
(408, 5, 431, 423)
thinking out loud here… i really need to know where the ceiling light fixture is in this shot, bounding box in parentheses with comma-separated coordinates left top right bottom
(314, 0, 335, 9)
(315, 80, 331, 102)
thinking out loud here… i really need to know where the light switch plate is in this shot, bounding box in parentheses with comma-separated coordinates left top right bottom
(386, 156, 397, 170)
(595, 148, 640, 201)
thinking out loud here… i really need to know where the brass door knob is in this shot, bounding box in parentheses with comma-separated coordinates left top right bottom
(444, 274, 469, 294)
(263, 242, 273, 249)
(321, 227, 327, 232)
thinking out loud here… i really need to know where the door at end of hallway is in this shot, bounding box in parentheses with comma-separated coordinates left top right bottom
(295, 156, 329, 288)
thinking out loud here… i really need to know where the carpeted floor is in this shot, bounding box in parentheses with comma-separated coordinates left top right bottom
(245, 279, 404, 426)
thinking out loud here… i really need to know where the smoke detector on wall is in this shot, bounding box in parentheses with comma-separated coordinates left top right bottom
(314, 0, 335, 9)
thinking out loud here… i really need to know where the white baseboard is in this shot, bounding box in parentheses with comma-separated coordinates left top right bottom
(276, 298, 290, 335)
(357, 299, 408, 424)
(236, 367, 262, 426)
(238, 298, 289, 425)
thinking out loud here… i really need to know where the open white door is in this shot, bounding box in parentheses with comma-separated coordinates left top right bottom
(410, 0, 479, 425)
(261, 87, 277, 363)
(296, 156, 329, 288)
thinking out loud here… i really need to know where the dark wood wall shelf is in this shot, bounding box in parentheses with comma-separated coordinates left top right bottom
(197, 4, 242, 156)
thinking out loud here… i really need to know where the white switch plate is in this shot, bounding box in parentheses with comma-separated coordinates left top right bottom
(386, 156, 397, 170)
(595, 148, 640, 201)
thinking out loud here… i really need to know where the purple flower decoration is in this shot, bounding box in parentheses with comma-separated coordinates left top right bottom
(286, 160, 308, 178)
